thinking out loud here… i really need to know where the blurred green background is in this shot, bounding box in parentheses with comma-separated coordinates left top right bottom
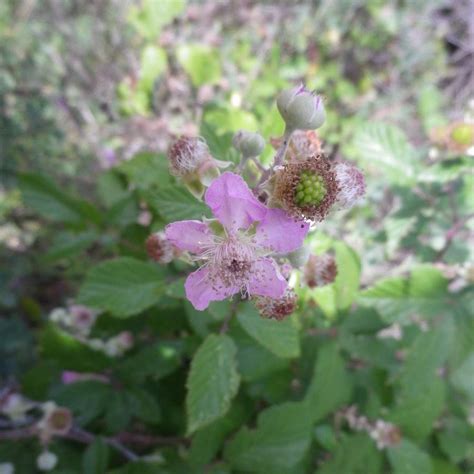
(0, 1, 473, 473)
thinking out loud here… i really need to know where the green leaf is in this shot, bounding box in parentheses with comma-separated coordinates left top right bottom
(389, 321, 453, 440)
(351, 122, 418, 186)
(333, 242, 360, 310)
(40, 325, 110, 372)
(147, 185, 210, 222)
(19, 173, 101, 224)
(128, 0, 185, 40)
(186, 334, 240, 434)
(78, 257, 166, 317)
(360, 265, 451, 323)
(305, 342, 352, 423)
(119, 152, 171, 190)
(117, 342, 182, 384)
(451, 353, 474, 400)
(233, 326, 288, 382)
(177, 44, 221, 87)
(41, 231, 97, 263)
(236, 306, 300, 359)
(54, 381, 111, 426)
(417, 85, 446, 134)
(82, 438, 109, 474)
(317, 434, 383, 474)
(190, 401, 246, 467)
(128, 387, 161, 424)
(224, 402, 312, 473)
(105, 392, 132, 433)
(204, 106, 258, 135)
(139, 45, 167, 93)
(387, 440, 433, 474)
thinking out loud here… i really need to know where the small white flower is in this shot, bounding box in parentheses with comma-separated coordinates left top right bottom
(0, 463, 14, 474)
(36, 451, 57, 471)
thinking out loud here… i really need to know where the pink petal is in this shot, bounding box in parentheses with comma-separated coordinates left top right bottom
(254, 208, 309, 253)
(205, 172, 266, 232)
(185, 266, 238, 311)
(248, 257, 287, 298)
(165, 220, 214, 254)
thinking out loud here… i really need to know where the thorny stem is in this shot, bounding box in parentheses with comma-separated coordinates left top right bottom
(273, 127, 293, 168)
(0, 424, 189, 461)
(256, 128, 293, 192)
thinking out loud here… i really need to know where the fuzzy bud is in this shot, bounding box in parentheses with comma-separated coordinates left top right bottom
(146, 231, 178, 264)
(36, 451, 57, 472)
(333, 161, 365, 209)
(255, 288, 297, 321)
(303, 253, 337, 288)
(232, 130, 265, 158)
(168, 137, 210, 177)
(277, 84, 325, 131)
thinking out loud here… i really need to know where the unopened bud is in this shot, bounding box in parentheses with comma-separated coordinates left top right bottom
(333, 162, 365, 210)
(255, 288, 297, 321)
(303, 253, 337, 288)
(36, 451, 57, 471)
(451, 123, 474, 147)
(277, 84, 325, 131)
(232, 130, 265, 158)
(168, 137, 210, 177)
(146, 231, 177, 264)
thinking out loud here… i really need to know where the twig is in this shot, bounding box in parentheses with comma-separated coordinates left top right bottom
(0, 424, 189, 461)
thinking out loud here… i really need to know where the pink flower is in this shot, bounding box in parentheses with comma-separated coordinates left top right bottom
(165, 172, 309, 310)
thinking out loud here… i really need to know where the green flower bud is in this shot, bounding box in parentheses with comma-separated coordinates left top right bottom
(277, 84, 325, 131)
(451, 123, 473, 147)
(232, 130, 265, 157)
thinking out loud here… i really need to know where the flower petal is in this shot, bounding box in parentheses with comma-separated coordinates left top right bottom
(205, 172, 266, 232)
(254, 208, 309, 253)
(165, 220, 214, 254)
(185, 266, 238, 311)
(247, 257, 287, 298)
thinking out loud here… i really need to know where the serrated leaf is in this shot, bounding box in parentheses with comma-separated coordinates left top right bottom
(387, 440, 433, 474)
(389, 321, 453, 440)
(352, 122, 418, 186)
(186, 334, 240, 434)
(40, 325, 111, 372)
(451, 353, 474, 400)
(190, 401, 246, 467)
(41, 231, 98, 263)
(19, 173, 101, 224)
(333, 242, 360, 310)
(317, 434, 383, 474)
(78, 257, 166, 317)
(360, 265, 451, 323)
(147, 185, 210, 222)
(118, 152, 171, 190)
(224, 402, 312, 473)
(82, 438, 109, 474)
(237, 306, 300, 359)
(305, 342, 352, 423)
(233, 326, 288, 382)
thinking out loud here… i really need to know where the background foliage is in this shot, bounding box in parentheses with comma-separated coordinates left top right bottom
(1, 0, 473, 473)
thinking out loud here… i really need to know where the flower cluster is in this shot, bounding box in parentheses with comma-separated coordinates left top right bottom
(340, 405, 401, 450)
(146, 85, 365, 318)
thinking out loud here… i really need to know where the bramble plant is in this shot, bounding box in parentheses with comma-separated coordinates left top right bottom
(157, 84, 365, 314)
